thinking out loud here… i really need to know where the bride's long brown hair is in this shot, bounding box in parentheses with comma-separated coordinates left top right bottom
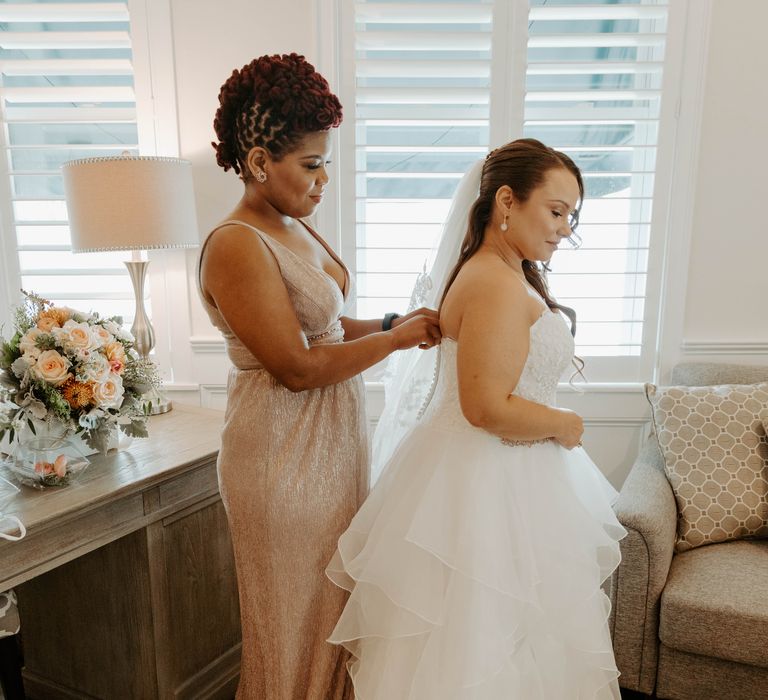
(439, 138, 584, 338)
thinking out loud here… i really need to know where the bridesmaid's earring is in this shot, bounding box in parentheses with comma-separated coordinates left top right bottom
(255, 169, 267, 183)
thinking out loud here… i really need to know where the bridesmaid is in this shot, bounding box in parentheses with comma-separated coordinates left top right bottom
(197, 53, 441, 699)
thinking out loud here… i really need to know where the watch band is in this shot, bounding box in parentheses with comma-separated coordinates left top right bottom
(382, 312, 401, 331)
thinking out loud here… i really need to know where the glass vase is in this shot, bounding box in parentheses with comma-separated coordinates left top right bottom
(9, 436, 90, 489)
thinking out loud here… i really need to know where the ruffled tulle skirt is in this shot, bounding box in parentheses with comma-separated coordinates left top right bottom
(326, 421, 626, 699)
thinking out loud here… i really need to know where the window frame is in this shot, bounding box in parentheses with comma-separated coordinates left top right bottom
(327, 0, 700, 385)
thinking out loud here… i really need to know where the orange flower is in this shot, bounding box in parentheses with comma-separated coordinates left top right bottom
(36, 306, 72, 331)
(60, 378, 95, 409)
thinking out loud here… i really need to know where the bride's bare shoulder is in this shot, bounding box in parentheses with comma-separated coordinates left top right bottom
(446, 255, 527, 305)
(440, 254, 528, 337)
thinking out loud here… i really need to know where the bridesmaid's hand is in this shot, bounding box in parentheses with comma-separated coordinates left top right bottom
(553, 408, 584, 450)
(389, 311, 441, 351)
(391, 307, 439, 329)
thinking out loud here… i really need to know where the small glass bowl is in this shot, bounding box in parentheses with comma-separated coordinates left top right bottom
(8, 437, 90, 489)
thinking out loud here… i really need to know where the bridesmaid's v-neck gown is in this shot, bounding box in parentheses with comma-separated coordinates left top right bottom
(198, 220, 368, 699)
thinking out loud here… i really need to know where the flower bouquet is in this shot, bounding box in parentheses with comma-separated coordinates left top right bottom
(0, 291, 161, 459)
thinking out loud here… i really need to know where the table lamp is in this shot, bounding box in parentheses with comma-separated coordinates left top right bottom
(62, 154, 199, 414)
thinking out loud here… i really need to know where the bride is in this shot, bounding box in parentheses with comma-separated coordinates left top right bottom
(326, 138, 626, 698)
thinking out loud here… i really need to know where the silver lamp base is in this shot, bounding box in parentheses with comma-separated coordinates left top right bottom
(125, 259, 173, 414)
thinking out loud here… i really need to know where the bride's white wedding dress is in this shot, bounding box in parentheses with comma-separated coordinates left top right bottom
(327, 308, 626, 699)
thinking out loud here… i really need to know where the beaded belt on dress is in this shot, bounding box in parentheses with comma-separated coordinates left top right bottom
(307, 328, 335, 342)
(500, 437, 554, 447)
(306, 321, 344, 345)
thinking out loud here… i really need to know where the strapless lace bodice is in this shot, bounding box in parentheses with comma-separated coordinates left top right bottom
(421, 310, 574, 433)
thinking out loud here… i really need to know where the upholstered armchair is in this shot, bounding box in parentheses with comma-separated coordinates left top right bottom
(609, 362, 768, 700)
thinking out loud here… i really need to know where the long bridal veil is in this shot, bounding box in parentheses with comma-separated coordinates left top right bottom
(370, 159, 484, 484)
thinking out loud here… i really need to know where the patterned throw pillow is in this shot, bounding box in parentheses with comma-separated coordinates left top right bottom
(645, 382, 768, 552)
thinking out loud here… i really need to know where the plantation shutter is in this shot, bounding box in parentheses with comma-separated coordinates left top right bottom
(351, 0, 670, 379)
(524, 0, 668, 358)
(352, 0, 494, 320)
(0, 1, 140, 322)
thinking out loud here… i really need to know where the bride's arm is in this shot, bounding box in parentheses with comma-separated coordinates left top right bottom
(453, 268, 583, 449)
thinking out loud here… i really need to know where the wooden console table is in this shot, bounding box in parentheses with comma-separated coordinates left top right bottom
(0, 404, 241, 699)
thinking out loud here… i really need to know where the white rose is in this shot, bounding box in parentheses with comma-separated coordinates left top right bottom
(52, 320, 98, 354)
(79, 353, 111, 383)
(32, 349, 71, 386)
(92, 324, 114, 348)
(19, 328, 43, 359)
(103, 320, 133, 343)
(93, 373, 125, 409)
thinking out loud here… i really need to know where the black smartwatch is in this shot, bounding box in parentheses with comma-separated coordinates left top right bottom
(382, 312, 401, 331)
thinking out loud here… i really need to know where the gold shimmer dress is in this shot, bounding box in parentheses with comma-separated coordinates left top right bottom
(197, 220, 368, 700)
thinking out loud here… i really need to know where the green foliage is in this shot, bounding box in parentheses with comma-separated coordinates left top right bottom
(81, 425, 113, 455)
(33, 380, 72, 423)
(0, 335, 20, 370)
(121, 418, 149, 440)
(34, 333, 56, 351)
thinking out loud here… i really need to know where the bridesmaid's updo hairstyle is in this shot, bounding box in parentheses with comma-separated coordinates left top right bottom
(440, 138, 584, 336)
(212, 53, 343, 176)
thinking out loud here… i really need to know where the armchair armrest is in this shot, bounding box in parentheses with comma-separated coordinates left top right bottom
(609, 437, 677, 693)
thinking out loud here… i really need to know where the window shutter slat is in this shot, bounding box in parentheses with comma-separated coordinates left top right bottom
(0, 31, 131, 49)
(0, 58, 133, 76)
(0, 4, 129, 23)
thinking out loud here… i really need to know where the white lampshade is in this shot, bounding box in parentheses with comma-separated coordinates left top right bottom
(62, 155, 200, 252)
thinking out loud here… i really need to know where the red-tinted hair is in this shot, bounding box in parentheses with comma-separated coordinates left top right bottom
(212, 53, 343, 174)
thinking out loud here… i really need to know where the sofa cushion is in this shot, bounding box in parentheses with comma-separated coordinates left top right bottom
(659, 540, 768, 668)
(671, 362, 768, 387)
(646, 382, 768, 552)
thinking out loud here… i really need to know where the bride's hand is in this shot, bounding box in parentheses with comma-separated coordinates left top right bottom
(389, 311, 442, 351)
(553, 408, 584, 450)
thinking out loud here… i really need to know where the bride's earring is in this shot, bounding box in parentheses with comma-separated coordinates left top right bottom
(500, 214, 508, 232)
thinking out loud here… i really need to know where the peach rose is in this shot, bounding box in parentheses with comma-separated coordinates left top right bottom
(52, 320, 98, 353)
(93, 373, 125, 409)
(53, 455, 68, 478)
(19, 327, 43, 358)
(32, 349, 71, 386)
(104, 341, 127, 375)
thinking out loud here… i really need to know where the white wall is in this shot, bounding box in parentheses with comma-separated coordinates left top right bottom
(681, 0, 767, 349)
(168, 0, 319, 336)
(162, 0, 768, 489)
(164, 0, 319, 404)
